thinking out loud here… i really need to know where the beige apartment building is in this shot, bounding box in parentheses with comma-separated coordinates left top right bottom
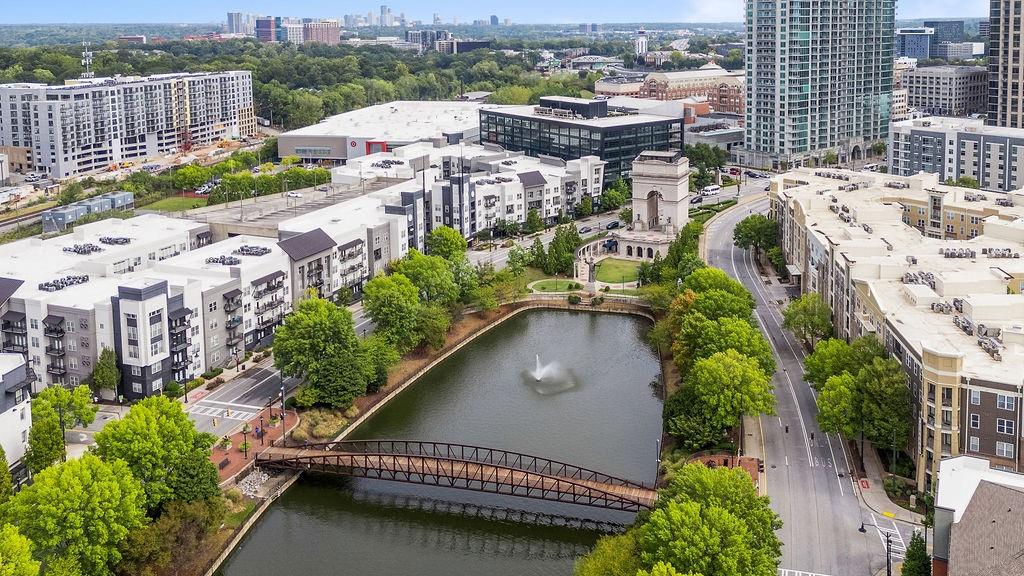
(770, 168, 1024, 491)
(639, 65, 745, 115)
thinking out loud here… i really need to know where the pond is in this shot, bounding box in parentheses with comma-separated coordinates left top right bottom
(216, 309, 663, 576)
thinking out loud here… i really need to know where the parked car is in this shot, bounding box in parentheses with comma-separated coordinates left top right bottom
(729, 167, 741, 176)
(314, 185, 329, 192)
(286, 191, 303, 198)
(701, 184, 721, 196)
(579, 226, 592, 234)
(24, 173, 40, 182)
(690, 195, 704, 204)
(605, 221, 621, 230)
(303, 163, 318, 170)
(764, 184, 771, 192)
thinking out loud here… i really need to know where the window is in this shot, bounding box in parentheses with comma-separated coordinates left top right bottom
(132, 382, 142, 393)
(997, 418, 1015, 435)
(131, 366, 142, 377)
(150, 361, 161, 373)
(70, 375, 79, 385)
(969, 436, 980, 452)
(30, 337, 38, 348)
(68, 358, 77, 370)
(997, 394, 1015, 411)
(152, 379, 163, 392)
(997, 441, 1015, 459)
(208, 302, 217, 312)
(126, 326, 138, 341)
(150, 341, 162, 356)
(970, 389, 981, 405)
(67, 340, 76, 352)
(128, 344, 139, 359)
(971, 414, 980, 429)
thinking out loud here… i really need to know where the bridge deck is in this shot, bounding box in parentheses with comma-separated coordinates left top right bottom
(258, 446, 657, 510)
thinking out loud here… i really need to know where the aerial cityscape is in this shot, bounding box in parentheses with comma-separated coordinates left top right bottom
(0, 1, 1018, 576)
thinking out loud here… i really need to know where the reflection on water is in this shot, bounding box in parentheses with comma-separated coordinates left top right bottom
(216, 310, 663, 576)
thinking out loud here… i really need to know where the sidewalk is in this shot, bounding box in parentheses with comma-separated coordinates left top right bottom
(742, 414, 768, 496)
(856, 441, 923, 525)
(211, 406, 300, 487)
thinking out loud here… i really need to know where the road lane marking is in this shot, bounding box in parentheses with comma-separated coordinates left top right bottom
(870, 513, 907, 559)
(193, 399, 264, 410)
(779, 570, 831, 576)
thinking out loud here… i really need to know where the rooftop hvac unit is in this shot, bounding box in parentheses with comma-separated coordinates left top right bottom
(906, 255, 918, 265)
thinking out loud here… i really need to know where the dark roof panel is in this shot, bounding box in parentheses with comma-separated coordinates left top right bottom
(223, 288, 242, 299)
(42, 314, 64, 326)
(278, 228, 337, 261)
(517, 171, 547, 188)
(250, 270, 286, 287)
(0, 277, 24, 306)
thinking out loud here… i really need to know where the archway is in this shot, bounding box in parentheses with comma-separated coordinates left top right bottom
(626, 246, 633, 257)
(646, 247, 653, 259)
(645, 190, 664, 230)
(851, 145, 863, 161)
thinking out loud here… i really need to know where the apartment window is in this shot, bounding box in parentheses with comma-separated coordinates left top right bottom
(997, 418, 1015, 435)
(70, 375, 79, 386)
(125, 313, 136, 321)
(971, 414, 980, 429)
(970, 389, 981, 405)
(128, 345, 139, 359)
(67, 340, 76, 352)
(997, 394, 1015, 411)
(941, 432, 952, 450)
(126, 326, 138, 341)
(150, 361, 161, 373)
(68, 358, 77, 370)
(942, 409, 953, 426)
(132, 382, 142, 393)
(30, 319, 38, 330)
(996, 441, 1015, 459)
(130, 365, 142, 377)
(969, 436, 980, 452)
(30, 337, 38, 348)
(208, 302, 217, 312)
(150, 341, 162, 356)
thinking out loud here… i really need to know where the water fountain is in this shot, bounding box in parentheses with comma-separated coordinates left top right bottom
(524, 354, 579, 395)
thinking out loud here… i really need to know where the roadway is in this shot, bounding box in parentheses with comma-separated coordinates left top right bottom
(184, 366, 301, 435)
(706, 198, 915, 576)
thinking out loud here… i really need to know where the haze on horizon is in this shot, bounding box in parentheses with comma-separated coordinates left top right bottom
(4, 0, 988, 25)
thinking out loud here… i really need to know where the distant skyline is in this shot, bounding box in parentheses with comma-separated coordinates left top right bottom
(4, 0, 989, 25)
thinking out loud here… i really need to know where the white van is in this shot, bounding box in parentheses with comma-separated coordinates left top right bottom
(701, 184, 721, 196)
(862, 163, 879, 172)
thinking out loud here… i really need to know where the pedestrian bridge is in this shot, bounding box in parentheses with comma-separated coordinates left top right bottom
(256, 440, 657, 512)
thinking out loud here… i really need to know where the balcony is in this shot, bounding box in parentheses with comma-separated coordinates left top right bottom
(2, 342, 27, 354)
(170, 323, 188, 335)
(1, 322, 26, 335)
(224, 299, 242, 312)
(259, 315, 280, 329)
(43, 326, 65, 338)
(225, 316, 243, 330)
(226, 334, 242, 346)
(46, 364, 67, 376)
(171, 358, 189, 371)
(255, 300, 282, 315)
(170, 339, 189, 353)
(44, 346, 65, 357)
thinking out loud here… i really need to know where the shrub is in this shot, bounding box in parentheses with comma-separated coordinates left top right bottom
(601, 286, 610, 292)
(290, 428, 309, 442)
(568, 294, 582, 305)
(284, 396, 299, 409)
(207, 377, 225, 390)
(344, 405, 360, 419)
(591, 296, 605, 306)
(238, 441, 252, 453)
(218, 438, 232, 450)
(244, 350, 253, 361)
(224, 488, 243, 503)
(311, 421, 344, 439)
(201, 367, 224, 379)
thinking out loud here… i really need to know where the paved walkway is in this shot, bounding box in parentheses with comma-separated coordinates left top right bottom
(210, 406, 300, 486)
(857, 441, 923, 525)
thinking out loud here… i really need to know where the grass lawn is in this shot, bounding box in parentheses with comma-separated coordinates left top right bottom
(145, 196, 207, 212)
(223, 499, 257, 530)
(533, 279, 579, 292)
(596, 258, 640, 284)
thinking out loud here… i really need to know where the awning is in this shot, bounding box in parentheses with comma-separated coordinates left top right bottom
(42, 314, 64, 326)
(786, 264, 802, 277)
(1, 311, 25, 322)
(168, 307, 191, 320)
(338, 239, 363, 252)
(250, 270, 286, 286)
(197, 231, 213, 238)
(223, 288, 242, 299)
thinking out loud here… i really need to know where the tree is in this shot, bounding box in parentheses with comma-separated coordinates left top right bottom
(601, 186, 627, 210)
(285, 91, 324, 128)
(822, 151, 838, 166)
(416, 303, 451, 350)
(657, 463, 782, 571)
(363, 273, 421, 353)
(945, 176, 980, 189)
(171, 165, 210, 191)
(688, 350, 775, 430)
(25, 405, 64, 473)
(803, 338, 855, 388)
(573, 533, 640, 576)
(507, 245, 530, 278)
(394, 249, 459, 307)
(94, 395, 219, 511)
(272, 296, 365, 406)
(115, 498, 225, 576)
(640, 284, 675, 315)
(280, 155, 301, 166)
(469, 285, 499, 313)
(662, 253, 705, 285)
(871, 141, 887, 157)
(681, 268, 753, 308)
(525, 208, 545, 233)
(732, 215, 777, 255)
(0, 443, 12, 506)
(637, 563, 697, 576)
(7, 454, 145, 576)
(357, 334, 400, 394)
(619, 207, 633, 225)
(782, 293, 832, 346)
(577, 196, 594, 217)
(0, 525, 39, 576)
(488, 85, 532, 104)
(426, 226, 468, 261)
(57, 182, 84, 206)
(902, 531, 931, 576)
(91, 347, 119, 391)
(637, 500, 772, 576)
(33, 384, 97, 431)
(816, 373, 857, 436)
(857, 357, 912, 458)
(674, 313, 775, 376)
(688, 289, 755, 323)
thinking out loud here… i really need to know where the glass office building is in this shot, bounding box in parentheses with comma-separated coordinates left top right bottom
(479, 97, 683, 185)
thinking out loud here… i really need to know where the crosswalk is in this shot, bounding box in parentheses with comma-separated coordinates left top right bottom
(186, 399, 263, 422)
(870, 513, 907, 559)
(778, 570, 830, 576)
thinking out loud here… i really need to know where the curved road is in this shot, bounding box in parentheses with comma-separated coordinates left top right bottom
(706, 197, 909, 576)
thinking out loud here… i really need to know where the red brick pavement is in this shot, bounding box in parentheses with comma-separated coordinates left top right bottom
(210, 407, 299, 484)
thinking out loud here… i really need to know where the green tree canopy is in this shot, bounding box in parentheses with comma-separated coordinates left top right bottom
(857, 357, 913, 453)
(0, 524, 39, 576)
(803, 336, 884, 389)
(0, 443, 13, 506)
(8, 454, 146, 576)
(782, 293, 832, 346)
(171, 164, 211, 191)
(681, 268, 753, 309)
(363, 273, 422, 353)
(687, 289, 755, 324)
(572, 533, 640, 576)
(91, 347, 120, 391)
(675, 313, 775, 376)
(357, 334, 400, 394)
(416, 302, 451, 351)
(816, 373, 857, 437)
(688, 350, 775, 430)
(901, 531, 931, 576)
(394, 249, 459, 308)
(732, 215, 777, 254)
(94, 395, 218, 512)
(25, 404, 65, 474)
(637, 562, 700, 576)
(33, 384, 97, 429)
(426, 226, 468, 261)
(525, 208, 545, 233)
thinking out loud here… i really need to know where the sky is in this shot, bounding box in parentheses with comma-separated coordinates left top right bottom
(4, 0, 989, 24)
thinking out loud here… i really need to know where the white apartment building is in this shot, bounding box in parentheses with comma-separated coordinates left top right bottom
(890, 117, 1024, 192)
(0, 72, 256, 178)
(0, 354, 32, 480)
(770, 168, 1024, 491)
(742, 0, 895, 168)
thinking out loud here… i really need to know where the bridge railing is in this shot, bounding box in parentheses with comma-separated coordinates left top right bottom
(289, 439, 651, 490)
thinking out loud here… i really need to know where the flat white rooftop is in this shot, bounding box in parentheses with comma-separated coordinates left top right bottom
(937, 456, 1024, 522)
(893, 116, 1024, 140)
(280, 101, 504, 142)
(488, 105, 680, 128)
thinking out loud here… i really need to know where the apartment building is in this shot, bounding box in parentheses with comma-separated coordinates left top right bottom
(987, 0, 1024, 128)
(303, 20, 340, 45)
(923, 20, 966, 48)
(902, 66, 988, 117)
(638, 64, 745, 115)
(743, 0, 895, 168)
(889, 117, 1024, 192)
(769, 168, 1024, 491)
(0, 353, 32, 483)
(935, 42, 976, 61)
(0, 72, 256, 179)
(896, 27, 935, 59)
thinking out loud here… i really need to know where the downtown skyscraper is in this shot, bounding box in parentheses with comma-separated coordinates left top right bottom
(987, 0, 1024, 128)
(741, 0, 895, 169)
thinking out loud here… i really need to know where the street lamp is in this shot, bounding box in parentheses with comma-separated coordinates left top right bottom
(859, 521, 893, 576)
(259, 415, 265, 446)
